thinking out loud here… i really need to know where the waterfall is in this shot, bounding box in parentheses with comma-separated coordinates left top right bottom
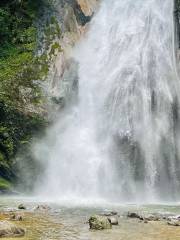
(34, 0, 180, 202)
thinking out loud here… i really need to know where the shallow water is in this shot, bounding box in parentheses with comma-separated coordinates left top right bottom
(0, 197, 180, 239)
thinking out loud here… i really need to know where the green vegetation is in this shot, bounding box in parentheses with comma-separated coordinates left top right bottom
(0, 177, 12, 191)
(0, 100, 47, 182)
(0, 0, 62, 109)
(0, 0, 55, 187)
(0, 0, 50, 108)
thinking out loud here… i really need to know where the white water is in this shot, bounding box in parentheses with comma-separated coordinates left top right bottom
(33, 0, 180, 202)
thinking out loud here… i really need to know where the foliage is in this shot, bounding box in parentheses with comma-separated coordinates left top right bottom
(0, 0, 50, 108)
(0, 0, 51, 183)
(0, 0, 62, 187)
(0, 177, 12, 191)
(0, 100, 47, 181)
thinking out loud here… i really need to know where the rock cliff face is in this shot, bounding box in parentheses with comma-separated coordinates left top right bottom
(39, 0, 99, 116)
(77, 0, 99, 16)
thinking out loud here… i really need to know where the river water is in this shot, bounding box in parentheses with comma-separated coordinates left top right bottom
(1, 197, 180, 239)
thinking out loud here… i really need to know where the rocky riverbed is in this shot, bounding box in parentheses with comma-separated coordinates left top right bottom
(0, 198, 180, 239)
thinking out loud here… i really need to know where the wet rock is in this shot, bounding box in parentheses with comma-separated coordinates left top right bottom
(51, 96, 65, 108)
(17, 215, 23, 221)
(144, 215, 160, 221)
(107, 216, 118, 225)
(102, 211, 118, 217)
(89, 215, 112, 230)
(167, 220, 180, 226)
(35, 205, 50, 211)
(9, 213, 23, 221)
(167, 215, 180, 221)
(0, 221, 25, 237)
(127, 212, 143, 220)
(9, 214, 16, 220)
(158, 213, 171, 220)
(76, 0, 98, 17)
(130, 213, 160, 222)
(18, 204, 26, 210)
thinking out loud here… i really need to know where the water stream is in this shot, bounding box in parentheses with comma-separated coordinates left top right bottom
(1, 197, 180, 240)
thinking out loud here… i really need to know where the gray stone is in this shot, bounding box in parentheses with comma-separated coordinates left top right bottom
(108, 216, 118, 225)
(127, 212, 142, 219)
(167, 220, 180, 226)
(10, 213, 23, 221)
(18, 204, 26, 210)
(167, 215, 180, 221)
(144, 214, 160, 221)
(102, 211, 118, 217)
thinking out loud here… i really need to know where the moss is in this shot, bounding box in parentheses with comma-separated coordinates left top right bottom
(0, 1, 53, 109)
(55, 20, 61, 38)
(49, 42, 62, 56)
(0, 37, 51, 107)
(50, 16, 56, 24)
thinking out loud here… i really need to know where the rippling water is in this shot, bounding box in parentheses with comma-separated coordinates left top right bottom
(1, 197, 180, 240)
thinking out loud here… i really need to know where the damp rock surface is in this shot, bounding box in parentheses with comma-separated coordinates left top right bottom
(127, 212, 142, 219)
(167, 220, 180, 226)
(107, 216, 119, 225)
(18, 204, 26, 210)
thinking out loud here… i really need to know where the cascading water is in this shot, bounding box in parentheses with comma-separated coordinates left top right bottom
(34, 0, 180, 202)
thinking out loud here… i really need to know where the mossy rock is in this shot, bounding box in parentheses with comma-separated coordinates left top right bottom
(89, 215, 112, 230)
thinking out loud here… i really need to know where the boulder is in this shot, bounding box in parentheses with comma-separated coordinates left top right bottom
(9, 213, 23, 221)
(127, 212, 142, 220)
(102, 211, 118, 217)
(167, 220, 180, 226)
(167, 215, 180, 221)
(18, 204, 26, 210)
(0, 221, 25, 237)
(107, 216, 118, 225)
(35, 205, 50, 211)
(16, 215, 23, 221)
(144, 215, 160, 221)
(89, 215, 112, 230)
